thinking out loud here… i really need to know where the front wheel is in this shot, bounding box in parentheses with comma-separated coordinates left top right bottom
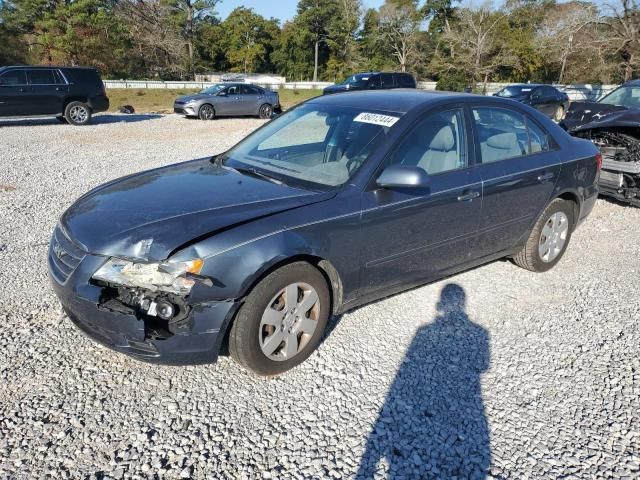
(258, 103, 273, 119)
(229, 262, 330, 375)
(513, 198, 574, 272)
(198, 104, 215, 120)
(64, 101, 92, 126)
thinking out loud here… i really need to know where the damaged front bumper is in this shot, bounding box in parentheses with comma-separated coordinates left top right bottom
(48, 240, 239, 365)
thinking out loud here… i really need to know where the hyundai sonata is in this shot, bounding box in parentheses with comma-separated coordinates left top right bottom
(49, 90, 600, 375)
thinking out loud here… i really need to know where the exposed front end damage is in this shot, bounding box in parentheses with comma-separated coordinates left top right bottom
(563, 102, 640, 206)
(572, 129, 640, 206)
(97, 285, 192, 341)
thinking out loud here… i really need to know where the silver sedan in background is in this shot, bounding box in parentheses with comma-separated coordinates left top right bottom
(173, 83, 281, 120)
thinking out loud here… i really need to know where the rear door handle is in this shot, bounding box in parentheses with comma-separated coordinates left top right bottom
(457, 190, 480, 202)
(537, 172, 554, 182)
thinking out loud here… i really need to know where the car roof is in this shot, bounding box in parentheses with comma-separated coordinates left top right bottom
(1, 65, 97, 71)
(307, 89, 474, 114)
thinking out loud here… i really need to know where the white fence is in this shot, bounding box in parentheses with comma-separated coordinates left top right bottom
(104, 79, 618, 101)
(103, 80, 333, 90)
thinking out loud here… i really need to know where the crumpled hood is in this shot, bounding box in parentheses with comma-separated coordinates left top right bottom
(61, 159, 333, 261)
(562, 101, 640, 132)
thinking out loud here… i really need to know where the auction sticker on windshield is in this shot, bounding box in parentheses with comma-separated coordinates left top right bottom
(354, 112, 399, 128)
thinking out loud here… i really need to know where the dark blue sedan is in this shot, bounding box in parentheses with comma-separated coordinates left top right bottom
(49, 90, 600, 375)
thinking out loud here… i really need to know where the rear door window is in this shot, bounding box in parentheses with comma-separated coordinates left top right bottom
(367, 75, 381, 88)
(395, 74, 414, 88)
(473, 108, 529, 163)
(0, 70, 27, 85)
(527, 119, 551, 153)
(27, 69, 56, 85)
(241, 85, 260, 95)
(380, 73, 394, 88)
(473, 107, 553, 162)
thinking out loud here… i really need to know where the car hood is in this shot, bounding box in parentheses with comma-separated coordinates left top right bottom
(61, 158, 334, 261)
(562, 101, 640, 132)
(175, 93, 212, 103)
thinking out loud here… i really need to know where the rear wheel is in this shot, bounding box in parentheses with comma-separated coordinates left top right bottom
(64, 101, 92, 126)
(258, 103, 273, 119)
(229, 262, 330, 375)
(198, 104, 215, 120)
(513, 198, 574, 272)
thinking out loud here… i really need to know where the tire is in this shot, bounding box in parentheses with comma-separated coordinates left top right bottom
(553, 105, 564, 122)
(513, 198, 574, 272)
(229, 262, 330, 376)
(64, 101, 92, 126)
(258, 103, 273, 119)
(198, 104, 215, 120)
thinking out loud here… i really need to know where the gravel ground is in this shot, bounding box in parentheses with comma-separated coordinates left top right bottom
(0, 114, 639, 479)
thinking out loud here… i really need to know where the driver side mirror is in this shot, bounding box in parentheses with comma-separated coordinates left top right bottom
(376, 165, 431, 189)
(217, 91, 227, 96)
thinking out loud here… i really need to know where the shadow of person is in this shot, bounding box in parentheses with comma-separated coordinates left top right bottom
(357, 284, 491, 479)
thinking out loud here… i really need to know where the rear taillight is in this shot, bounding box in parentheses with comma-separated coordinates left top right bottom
(595, 152, 603, 171)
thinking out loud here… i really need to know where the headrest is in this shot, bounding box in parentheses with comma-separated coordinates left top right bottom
(486, 132, 518, 150)
(429, 125, 455, 151)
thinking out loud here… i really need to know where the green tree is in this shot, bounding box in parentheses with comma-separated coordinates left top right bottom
(297, 0, 340, 81)
(166, 0, 220, 75)
(325, 0, 362, 80)
(219, 7, 279, 73)
(358, 8, 392, 71)
(271, 20, 313, 80)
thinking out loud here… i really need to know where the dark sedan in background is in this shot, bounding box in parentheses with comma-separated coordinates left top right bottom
(322, 71, 416, 95)
(174, 83, 280, 120)
(50, 90, 600, 375)
(495, 84, 570, 121)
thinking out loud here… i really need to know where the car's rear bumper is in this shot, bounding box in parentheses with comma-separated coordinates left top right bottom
(89, 95, 109, 113)
(49, 248, 238, 365)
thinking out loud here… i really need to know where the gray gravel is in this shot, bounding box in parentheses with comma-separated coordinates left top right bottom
(1, 114, 639, 479)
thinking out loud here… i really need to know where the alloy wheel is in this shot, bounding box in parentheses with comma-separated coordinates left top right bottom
(69, 106, 88, 124)
(200, 105, 214, 120)
(258, 282, 320, 361)
(538, 211, 569, 262)
(260, 104, 273, 119)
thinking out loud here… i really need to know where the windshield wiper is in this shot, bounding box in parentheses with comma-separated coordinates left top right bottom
(233, 166, 283, 185)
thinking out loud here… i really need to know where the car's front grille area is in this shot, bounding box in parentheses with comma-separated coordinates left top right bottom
(48, 226, 86, 284)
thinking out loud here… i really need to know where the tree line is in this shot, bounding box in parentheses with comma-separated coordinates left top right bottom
(0, 0, 638, 89)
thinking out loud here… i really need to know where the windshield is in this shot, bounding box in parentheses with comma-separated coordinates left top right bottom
(342, 74, 371, 87)
(222, 104, 399, 188)
(200, 84, 226, 95)
(599, 86, 640, 108)
(495, 86, 534, 98)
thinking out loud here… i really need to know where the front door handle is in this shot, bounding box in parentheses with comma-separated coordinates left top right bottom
(457, 190, 480, 202)
(537, 172, 554, 182)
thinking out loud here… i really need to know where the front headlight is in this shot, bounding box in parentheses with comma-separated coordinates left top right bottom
(92, 258, 204, 295)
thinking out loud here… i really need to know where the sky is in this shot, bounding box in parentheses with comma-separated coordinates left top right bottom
(216, 0, 387, 24)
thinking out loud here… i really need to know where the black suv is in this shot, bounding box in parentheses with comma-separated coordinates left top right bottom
(0, 66, 109, 125)
(322, 72, 416, 95)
